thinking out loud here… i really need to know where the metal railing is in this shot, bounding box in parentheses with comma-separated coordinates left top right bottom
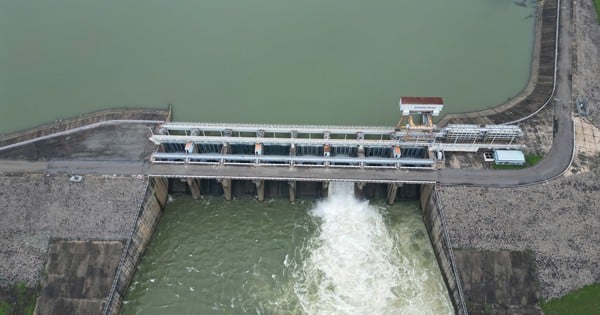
(102, 180, 152, 315)
(150, 152, 436, 168)
(434, 188, 468, 315)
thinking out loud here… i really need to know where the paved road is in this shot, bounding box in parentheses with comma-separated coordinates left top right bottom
(1, 159, 437, 183)
(0, 160, 49, 173)
(46, 160, 146, 176)
(439, 0, 573, 187)
(147, 163, 437, 183)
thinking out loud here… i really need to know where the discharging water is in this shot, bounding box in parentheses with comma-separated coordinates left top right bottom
(121, 182, 453, 314)
(0, 0, 536, 133)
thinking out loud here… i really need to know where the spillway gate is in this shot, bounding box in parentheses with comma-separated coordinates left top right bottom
(149, 122, 524, 170)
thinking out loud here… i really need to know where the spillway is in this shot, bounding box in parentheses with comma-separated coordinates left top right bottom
(120, 182, 453, 314)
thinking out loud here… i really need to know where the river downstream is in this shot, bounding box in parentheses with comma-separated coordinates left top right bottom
(121, 183, 453, 314)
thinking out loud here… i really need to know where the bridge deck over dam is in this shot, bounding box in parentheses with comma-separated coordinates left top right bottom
(143, 117, 526, 203)
(149, 121, 524, 171)
(147, 163, 439, 183)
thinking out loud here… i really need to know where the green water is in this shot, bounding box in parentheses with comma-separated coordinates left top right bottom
(121, 183, 453, 314)
(0, 0, 536, 133)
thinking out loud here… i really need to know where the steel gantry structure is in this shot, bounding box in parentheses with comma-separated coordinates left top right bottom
(148, 122, 525, 170)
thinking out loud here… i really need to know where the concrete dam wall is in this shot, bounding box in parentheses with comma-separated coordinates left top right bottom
(0, 107, 170, 147)
(421, 184, 467, 315)
(103, 177, 169, 315)
(102, 177, 467, 314)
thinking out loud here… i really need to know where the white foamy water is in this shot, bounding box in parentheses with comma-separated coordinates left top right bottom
(122, 185, 454, 314)
(293, 182, 453, 315)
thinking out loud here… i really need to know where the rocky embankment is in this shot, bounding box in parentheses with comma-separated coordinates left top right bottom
(0, 175, 147, 287)
(438, 166, 600, 299)
(573, 0, 600, 128)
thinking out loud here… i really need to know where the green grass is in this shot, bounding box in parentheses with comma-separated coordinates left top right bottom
(0, 283, 37, 315)
(0, 302, 11, 315)
(491, 154, 543, 170)
(541, 283, 600, 315)
(594, 0, 600, 23)
(525, 154, 543, 165)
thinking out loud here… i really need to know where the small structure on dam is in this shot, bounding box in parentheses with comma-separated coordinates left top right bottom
(396, 96, 444, 130)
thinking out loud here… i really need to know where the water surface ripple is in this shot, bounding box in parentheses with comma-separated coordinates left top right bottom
(122, 183, 453, 314)
(0, 0, 536, 133)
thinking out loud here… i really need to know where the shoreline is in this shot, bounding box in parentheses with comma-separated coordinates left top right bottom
(0, 0, 555, 145)
(440, 0, 600, 303)
(0, 2, 555, 142)
(439, 0, 558, 126)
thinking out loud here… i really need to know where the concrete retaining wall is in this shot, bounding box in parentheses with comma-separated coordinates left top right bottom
(102, 177, 169, 315)
(420, 184, 468, 315)
(35, 240, 125, 315)
(0, 107, 170, 147)
(453, 250, 541, 314)
(100, 180, 458, 314)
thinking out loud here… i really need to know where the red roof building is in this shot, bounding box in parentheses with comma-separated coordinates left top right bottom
(399, 97, 444, 116)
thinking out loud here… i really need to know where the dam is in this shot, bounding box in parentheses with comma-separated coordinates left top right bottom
(0, 0, 572, 313)
(106, 99, 502, 315)
(144, 98, 523, 204)
(0, 99, 530, 314)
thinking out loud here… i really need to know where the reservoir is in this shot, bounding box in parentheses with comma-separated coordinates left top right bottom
(0, 0, 535, 133)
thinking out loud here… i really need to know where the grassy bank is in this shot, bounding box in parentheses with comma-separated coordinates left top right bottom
(594, 0, 600, 23)
(0, 283, 37, 315)
(541, 283, 600, 315)
(492, 154, 543, 170)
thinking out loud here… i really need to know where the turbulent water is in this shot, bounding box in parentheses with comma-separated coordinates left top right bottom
(294, 183, 452, 314)
(121, 182, 453, 315)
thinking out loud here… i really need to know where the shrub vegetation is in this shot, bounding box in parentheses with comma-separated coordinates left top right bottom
(541, 283, 600, 315)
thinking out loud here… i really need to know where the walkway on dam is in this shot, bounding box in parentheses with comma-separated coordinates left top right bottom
(0, 160, 437, 183)
(147, 164, 437, 183)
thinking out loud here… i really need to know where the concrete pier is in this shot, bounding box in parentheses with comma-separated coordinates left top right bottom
(219, 178, 232, 201)
(321, 181, 329, 198)
(166, 178, 422, 203)
(254, 179, 265, 201)
(354, 182, 366, 198)
(186, 178, 201, 200)
(387, 183, 400, 205)
(288, 181, 296, 202)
